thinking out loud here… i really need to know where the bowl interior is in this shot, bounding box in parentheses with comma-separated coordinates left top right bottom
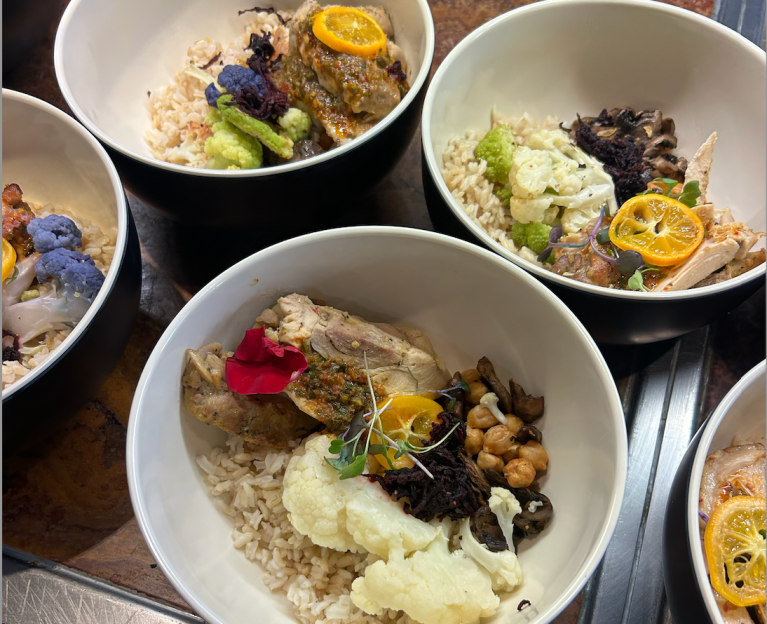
(56, 0, 432, 173)
(423, 0, 766, 298)
(128, 228, 626, 624)
(687, 360, 766, 623)
(2, 90, 127, 397)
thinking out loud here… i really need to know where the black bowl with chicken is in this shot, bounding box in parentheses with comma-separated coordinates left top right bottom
(2, 90, 142, 453)
(54, 0, 435, 231)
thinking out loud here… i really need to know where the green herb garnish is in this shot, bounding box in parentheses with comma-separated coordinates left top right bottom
(640, 178, 701, 208)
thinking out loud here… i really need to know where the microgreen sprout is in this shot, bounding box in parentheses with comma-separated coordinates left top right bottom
(324, 353, 460, 480)
(698, 509, 710, 524)
(626, 267, 656, 292)
(640, 178, 701, 208)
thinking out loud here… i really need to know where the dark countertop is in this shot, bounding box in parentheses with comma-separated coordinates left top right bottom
(5, 0, 764, 619)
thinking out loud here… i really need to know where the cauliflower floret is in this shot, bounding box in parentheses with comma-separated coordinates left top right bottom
(488, 487, 522, 547)
(27, 215, 82, 253)
(551, 159, 583, 196)
(509, 196, 557, 225)
(474, 124, 516, 185)
(555, 184, 614, 233)
(458, 520, 522, 591)
(278, 108, 312, 142)
(282, 435, 437, 557)
(510, 146, 553, 199)
(204, 109, 264, 170)
(351, 521, 499, 624)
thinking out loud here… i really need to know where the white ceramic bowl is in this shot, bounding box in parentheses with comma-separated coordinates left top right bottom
(54, 0, 435, 227)
(127, 227, 627, 624)
(2, 89, 141, 449)
(421, 0, 766, 344)
(688, 361, 765, 622)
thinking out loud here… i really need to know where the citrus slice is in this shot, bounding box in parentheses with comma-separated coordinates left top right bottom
(609, 194, 704, 266)
(372, 395, 443, 470)
(2, 238, 17, 281)
(704, 495, 766, 607)
(312, 7, 386, 57)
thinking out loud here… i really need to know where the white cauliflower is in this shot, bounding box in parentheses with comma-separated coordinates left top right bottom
(488, 487, 522, 547)
(509, 197, 557, 225)
(556, 184, 615, 233)
(282, 435, 437, 557)
(510, 146, 553, 199)
(351, 521, 500, 624)
(551, 159, 583, 196)
(458, 517, 522, 593)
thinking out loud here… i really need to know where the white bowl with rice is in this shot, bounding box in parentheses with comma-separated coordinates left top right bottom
(54, 0, 435, 229)
(2, 89, 141, 449)
(127, 226, 626, 624)
(421, 0, 766, 345)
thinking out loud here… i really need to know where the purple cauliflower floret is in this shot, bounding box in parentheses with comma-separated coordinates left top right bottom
(27, 214, 83, 253)
(216, 65, 265, 97)
(35, 248, 105, 303)
(205, 82, 223, 107)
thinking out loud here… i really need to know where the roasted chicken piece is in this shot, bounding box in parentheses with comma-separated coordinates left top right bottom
(699, 442, 765, 520)
(182, 342, 320, 447)
(273, 55, 375, 143)
(259, 294, 451, 429)
(2, 183, 34, 256)
(291, 0, 406, 120)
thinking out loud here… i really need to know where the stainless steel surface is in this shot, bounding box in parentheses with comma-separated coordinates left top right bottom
(2, 546, 204, 624)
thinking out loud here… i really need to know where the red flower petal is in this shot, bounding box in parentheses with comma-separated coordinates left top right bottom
(226, 327, 308, 395)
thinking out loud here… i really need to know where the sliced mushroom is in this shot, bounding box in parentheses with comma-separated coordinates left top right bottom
(477, 357, 513, 414)
(510, 488, 553, 538)
(463, 454, 491, 500)
(470, 505, 508, 552)
(643, 133, 677, 160)
(509, 378, 544, 423)
(515, 425, 542, 444)
(649, 154, 687, 182)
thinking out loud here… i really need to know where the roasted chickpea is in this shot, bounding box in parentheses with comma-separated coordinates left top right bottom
(519, 441, 548, 471)
(502, 442, 522, 463)
(504, 458, 536, 488)
(482, 425, 513, 455)
(466, 381, 490, 406)
(465, 427, 483, 456)
(461, 368, 482, 384)
(505, 415, 525, 435)
(477, 451, 505, 472)
(467, 405, 499, 429)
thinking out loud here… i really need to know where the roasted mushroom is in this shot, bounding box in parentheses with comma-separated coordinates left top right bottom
(470, 505, 508, 552)
(509, 377, 544, 423)
(510, 488, 553, 540)
(440, 371, 465, 421)
(477, 356, 513, 414)
(515, 425, 542, 444)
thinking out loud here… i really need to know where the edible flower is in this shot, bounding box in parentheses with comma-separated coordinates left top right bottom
(225, 326, 308, 394)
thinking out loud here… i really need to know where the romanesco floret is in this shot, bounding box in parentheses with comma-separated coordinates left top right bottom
(494, 183, 512, 206)
(217, 94, 294, 159)
(204, 109, 263, 170)
(474, 124, 516, 185)
(509, 222, 552, 254)
(27, 215, 82, 253)
(277, 108, 312, 142)
(351, 521, 499, 624)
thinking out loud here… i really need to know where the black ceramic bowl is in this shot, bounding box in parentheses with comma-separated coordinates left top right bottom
(2, 90, 141, 452)
(53, 0, 434, 230)
(421, 0, 766, 345)
(663, 361, 765, 624)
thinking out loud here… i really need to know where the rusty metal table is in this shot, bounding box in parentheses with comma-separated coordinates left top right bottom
(3, 0, 765, 622)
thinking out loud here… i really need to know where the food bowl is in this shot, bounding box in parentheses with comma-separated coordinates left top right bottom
(54, 0, 434, 229)
(127, 226, 627, 624)
(663, 360, 765, 624)
(2, 90, 142, 451)
(421, 0, 766, 345)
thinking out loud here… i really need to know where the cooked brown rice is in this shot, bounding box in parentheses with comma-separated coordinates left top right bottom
(440, 111, 560, 267)
(199, 434, 412, 624)
(1, 202, 117, 391)
(145, 11, 290, 167)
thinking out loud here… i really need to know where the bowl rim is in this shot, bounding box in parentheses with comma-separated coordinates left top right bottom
(686, 359, 766, 623)
(126, 225, 628, 624)
(1, 88, 130, 401)
(421, 0, 767, 301)
(53, 0, 435, 178)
